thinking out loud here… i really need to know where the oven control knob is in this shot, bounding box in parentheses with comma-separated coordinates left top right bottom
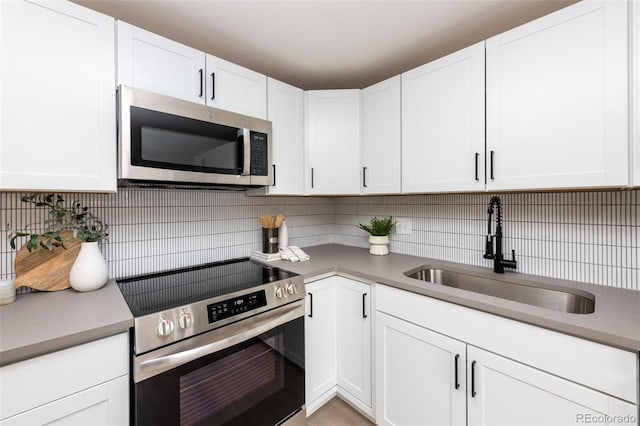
(275, 286, 286, 299)
(286, 282, 298, 295)
(178, 312, 193, 329)
(157, 316, 175, 337)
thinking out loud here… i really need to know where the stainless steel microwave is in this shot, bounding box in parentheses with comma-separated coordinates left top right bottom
(118, 85, 272, 187)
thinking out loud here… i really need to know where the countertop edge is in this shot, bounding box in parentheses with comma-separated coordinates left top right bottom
(271, 245, 640, 353)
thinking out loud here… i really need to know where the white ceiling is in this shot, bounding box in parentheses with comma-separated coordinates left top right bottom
(73, 0, 578, 90)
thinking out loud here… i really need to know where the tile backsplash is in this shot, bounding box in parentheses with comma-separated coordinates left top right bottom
(1, 188, 638, 292)
(0, 188, 333, 287)
(334, 191, 639, 291)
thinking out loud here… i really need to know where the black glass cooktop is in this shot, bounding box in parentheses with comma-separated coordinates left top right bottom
(116, 258, 297, 317)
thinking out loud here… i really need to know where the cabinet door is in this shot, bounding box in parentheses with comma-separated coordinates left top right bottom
(376, 312, 467, 426)
(486, 1, 628, 190)
(206, 54, 267, 118)
(0, 376, 128, 426)
(305, 279, 337, 407)
(633, 1, 640, 188)
(266, 78, 305, 195)
(335, 277, 372, 408)
(117, 21, 206, 104)
(305, 90, 361, 195)
(402, 42, 485, 193)
(0, 0, 116, 192)
(467, 346, 637, 426)
(361, 75, 401, 194)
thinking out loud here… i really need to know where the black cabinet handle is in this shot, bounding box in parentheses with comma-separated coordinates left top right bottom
(311, 168, 314, 188)
(272, 164, 276, 186)
(471, 360, 477, 397)
(490, 150, 495, 181)
(475, 153, 480, 181)
(199, 69, 203, 98)
(454, 354, 460, 390)
(363, 167, 367, 188)
(308, 292, 313, 318)
(362, 293, 367, 318)
(211, 72, 215, 100)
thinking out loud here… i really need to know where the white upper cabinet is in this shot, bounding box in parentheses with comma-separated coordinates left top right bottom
(117, 21, 206, 104)
(206, 55, 267, 119)
(0, 0, 116, 192)
(117, 22, 267, 118)
(305, 90, 361, 195)
(632, 1, 639, 187)
(361, 75, 402, 194)
(402, 42, 485, 193)
(265, 78, 305, 195)
(486, 1, 629, 191)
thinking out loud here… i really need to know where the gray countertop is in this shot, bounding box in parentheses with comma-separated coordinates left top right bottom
(0, 280, 133, 366)
(267, 244, 640, 352)
(1, 244, 638, 367)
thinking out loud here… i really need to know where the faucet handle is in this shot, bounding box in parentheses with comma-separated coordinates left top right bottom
(502, 249, 518, 269)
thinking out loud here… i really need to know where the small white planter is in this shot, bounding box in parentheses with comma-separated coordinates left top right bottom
(368, 235, 390, 256)
(69, 242, 108, 292)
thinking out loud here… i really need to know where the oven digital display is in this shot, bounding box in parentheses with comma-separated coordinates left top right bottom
(207, 290, 268, 324)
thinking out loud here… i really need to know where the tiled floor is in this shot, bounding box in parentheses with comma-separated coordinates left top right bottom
(307, 397, 374, 426)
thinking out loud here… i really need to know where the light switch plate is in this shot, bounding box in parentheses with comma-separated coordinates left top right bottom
(396, 218, 412, 235)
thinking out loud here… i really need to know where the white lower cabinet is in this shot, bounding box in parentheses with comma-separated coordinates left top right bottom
(0, 333, 129, 426)
(305, 276, 373, 418)
(376, 312, 466, 426)
(376, 284, 638, 426)
(467, 346, 636, 426)
(335, 277, 372, 412)
(305, 278, 337, 410)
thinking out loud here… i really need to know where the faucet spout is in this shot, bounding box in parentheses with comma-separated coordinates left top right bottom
(483, 196, 517, 273)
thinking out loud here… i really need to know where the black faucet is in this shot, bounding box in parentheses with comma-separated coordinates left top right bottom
(483, 196, 517, 273)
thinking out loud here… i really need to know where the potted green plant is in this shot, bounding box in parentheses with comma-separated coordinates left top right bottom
(357, 216, 396, 255)
(8, 194, 109, 292)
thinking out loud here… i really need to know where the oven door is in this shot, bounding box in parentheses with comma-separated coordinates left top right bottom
(133, 301, 305, 426)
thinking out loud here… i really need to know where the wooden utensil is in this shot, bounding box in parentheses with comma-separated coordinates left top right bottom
(14, 231, 82, 291)
(274, 214, 285, 228)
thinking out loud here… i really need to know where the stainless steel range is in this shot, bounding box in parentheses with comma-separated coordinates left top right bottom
(117, 258, 306, 426)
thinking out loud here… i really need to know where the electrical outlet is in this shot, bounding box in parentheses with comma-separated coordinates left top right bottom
(396, 218, 412, 235)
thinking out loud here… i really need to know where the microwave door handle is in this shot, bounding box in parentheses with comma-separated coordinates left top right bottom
(242, 129, 251, 176)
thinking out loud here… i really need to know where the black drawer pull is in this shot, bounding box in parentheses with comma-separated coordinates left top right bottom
(198, 69, 203, 98)
(362, 293, 367, 318)
(471, 360, 477, 397)
(363, 167, 367, 188)
(454, 354, 460, 389)
(272, 164, 276, 186)
(308, 292, 313, 318)
(490, 150, 495, 180)
(475, 153, 480, 181)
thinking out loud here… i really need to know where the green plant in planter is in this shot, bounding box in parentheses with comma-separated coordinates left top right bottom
(8, 193, 109, 252)
(357, 216, 397, 236)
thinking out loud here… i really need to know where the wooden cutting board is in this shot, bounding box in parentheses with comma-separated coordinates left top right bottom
(14, 231, 81, 291)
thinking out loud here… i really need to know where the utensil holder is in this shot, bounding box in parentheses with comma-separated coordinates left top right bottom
(262, 228, 279, 254)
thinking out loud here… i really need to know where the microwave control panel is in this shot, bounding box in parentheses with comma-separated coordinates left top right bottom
(250, 132, 269, 176)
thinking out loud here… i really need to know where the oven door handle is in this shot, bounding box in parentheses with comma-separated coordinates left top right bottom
(135, 300, 304, 383)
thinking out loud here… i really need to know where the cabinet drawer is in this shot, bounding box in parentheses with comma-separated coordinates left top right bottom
(376, 284, 637, 404)
(0, 333, 128, 420)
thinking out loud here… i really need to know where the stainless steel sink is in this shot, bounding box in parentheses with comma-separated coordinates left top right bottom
(404, 267, 595, 314)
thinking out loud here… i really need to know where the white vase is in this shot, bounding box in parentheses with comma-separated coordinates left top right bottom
(368, 235, 390, 256)
(69, 242, 108, 292)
